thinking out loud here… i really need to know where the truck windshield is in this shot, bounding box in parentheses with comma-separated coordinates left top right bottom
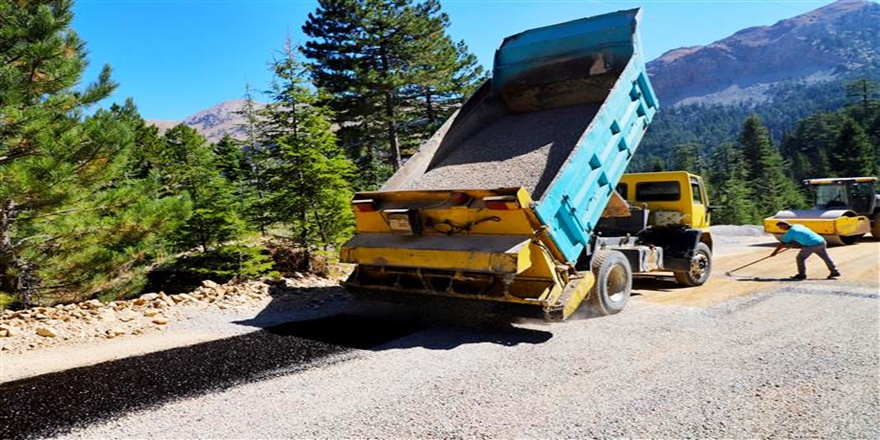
(814, 184, 850, 209)
(636, 181, 680, 202)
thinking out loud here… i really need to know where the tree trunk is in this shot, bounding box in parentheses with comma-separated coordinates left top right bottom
(425, 87, 435, 125)
(385, 91, 401, 170)
(0, 199, 16, 294)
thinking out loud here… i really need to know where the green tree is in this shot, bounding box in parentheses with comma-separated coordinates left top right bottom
(668, 143, 706, 174)
(214, 134, 247, 184)
(160, 124, 245, 251)
(779, 112, 841, 181)
(302, 0, 483, 187)
(830, 116, 875, 177)
(235, 83, 273, 233)
(257, 39, 355, 270)
(844, 79, 879, 128)
(737, 115, 804, 218)
(707, 143, 758, 224)
(0, 1, 188, 305)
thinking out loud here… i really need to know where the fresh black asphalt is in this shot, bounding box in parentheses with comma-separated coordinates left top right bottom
(0, 314, 420, 440)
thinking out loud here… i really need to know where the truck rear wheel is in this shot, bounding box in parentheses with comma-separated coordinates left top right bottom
(674, 242, 712, 287)
(589, 250, 632, 315)
(871, 217, 880, 239)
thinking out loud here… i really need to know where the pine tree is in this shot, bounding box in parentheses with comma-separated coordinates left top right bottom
(0, 1, 188, 305)
(830, 116, 875, 177)
(160, 124, 245, 252)
(257, 39, 355, 270)
(737, 115, 804, 218)
(302, 0, 483, 187)
(214, 134, 247, 184)
(236, 83, 272, 233)
(668, 143, 706, 174)
(707, 143, 758, 225)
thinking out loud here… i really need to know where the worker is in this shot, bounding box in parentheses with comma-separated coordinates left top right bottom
(770, 221, 841, 280)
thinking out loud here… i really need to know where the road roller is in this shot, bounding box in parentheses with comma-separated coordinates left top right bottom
(764, 177, 880, 246)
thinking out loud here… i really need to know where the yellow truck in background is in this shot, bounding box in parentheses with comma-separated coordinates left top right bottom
(340, 9, 714, 321)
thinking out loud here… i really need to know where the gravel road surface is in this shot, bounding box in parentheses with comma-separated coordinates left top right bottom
(3, 231, 878, 439)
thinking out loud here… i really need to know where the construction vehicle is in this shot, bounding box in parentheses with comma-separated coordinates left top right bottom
(340, 9, 714, 321)
(763, 177, 880, 246)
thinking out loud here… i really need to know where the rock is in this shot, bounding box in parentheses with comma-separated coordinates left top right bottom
(106, 327, 126, 337)
(202, 280, 220, 289)
(133, 298, 148, 306)
(34, 313, 48, 320)
(178, 293, 197, 303)
(140, 293, 159, 301)
(118, 311, 138, 322)
(0, 329, 7, 337)
(293, 271, 305, 279)
(0, 325, 16, 337)
(97, 309, 117, 321)
(152, 317, 169, 325)
(143, 309, 160, 317)
(84, 299, 103, 309)
(36, 327, 58, 338)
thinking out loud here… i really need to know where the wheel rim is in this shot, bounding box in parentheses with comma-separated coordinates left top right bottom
(606, 265, 629, 303)
(690, 252, 709, 281)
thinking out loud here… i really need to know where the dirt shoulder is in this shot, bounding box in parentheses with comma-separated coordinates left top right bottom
(0, 275, 348, 383)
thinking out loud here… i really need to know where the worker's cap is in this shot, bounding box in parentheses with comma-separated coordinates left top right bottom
(776, 221, 791, 227)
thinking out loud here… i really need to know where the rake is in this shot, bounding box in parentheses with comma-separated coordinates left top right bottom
(725, 248, 788, 276)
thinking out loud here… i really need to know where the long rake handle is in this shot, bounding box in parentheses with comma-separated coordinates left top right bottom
(727, 248, 788, 274)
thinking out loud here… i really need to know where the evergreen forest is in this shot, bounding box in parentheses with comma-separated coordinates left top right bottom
(0, 0, 877, 309)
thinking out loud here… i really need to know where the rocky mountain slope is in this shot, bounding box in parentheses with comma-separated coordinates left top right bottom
(149, 99, 264, 144)
(647, 0, 879, 107)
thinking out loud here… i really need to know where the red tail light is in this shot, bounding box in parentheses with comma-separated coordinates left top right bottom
(352, 199, 376, 212)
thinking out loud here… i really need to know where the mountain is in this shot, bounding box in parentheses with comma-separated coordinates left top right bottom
(647, 0, 879, 107)
(148, 100, 264, 144)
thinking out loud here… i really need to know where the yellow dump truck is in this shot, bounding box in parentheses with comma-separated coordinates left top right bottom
(764, 177, 880, 245)
(340, 9, 714, 320)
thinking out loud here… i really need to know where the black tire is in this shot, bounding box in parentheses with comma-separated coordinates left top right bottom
(840, 234, 863, 245)
(588, 250, 632, 316)
(674, 242, 712, 287)
(873, 218, 880, 239)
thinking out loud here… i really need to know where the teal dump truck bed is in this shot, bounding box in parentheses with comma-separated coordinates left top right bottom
(383, 8, 657, 263)
(342, 9, 662, 320)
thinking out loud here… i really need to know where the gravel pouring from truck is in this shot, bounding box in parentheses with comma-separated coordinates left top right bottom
(341, 9, 712, 320)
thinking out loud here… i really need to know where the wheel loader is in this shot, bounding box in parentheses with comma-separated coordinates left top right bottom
(763, 177, 880, 245)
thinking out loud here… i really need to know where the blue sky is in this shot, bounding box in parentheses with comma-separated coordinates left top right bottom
(72, 0, 839, 121)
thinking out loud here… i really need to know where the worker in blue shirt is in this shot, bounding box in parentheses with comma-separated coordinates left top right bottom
(770, 221, 840, 280)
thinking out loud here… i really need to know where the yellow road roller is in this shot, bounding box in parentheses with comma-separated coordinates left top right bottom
(764, 177, 880, 246)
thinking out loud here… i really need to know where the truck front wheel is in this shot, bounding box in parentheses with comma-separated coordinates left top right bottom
(589, 250, 632, 315)
(674, 242, 712, 287)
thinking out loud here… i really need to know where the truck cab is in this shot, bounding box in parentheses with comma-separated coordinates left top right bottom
(595, 171, 713, 288)
(617, 171, 712, 232)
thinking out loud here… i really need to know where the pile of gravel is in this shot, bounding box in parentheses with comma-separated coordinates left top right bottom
(400, 104, 600, 199)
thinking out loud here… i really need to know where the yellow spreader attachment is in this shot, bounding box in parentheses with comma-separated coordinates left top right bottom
(340, 188, 595, 321)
